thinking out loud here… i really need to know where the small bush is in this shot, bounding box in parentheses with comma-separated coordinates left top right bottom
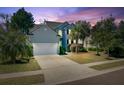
(79, 47, 88, 52)
(88, 47, 103, 52)
(70, 44, 88, 52)
(67, 44, 71, 52)
(59, 46, 66, 55)
(109, 47, 124, 58)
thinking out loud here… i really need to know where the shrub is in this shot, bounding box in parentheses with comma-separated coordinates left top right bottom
(79, 47, 88, 52)
(88, 47, 103, 52)
(0, 30, 33, 64)
(67, 44, 71, 52)
(109, 46, 124, 58)
(59, 46, 66, 55)
(70, 44, 88, 52)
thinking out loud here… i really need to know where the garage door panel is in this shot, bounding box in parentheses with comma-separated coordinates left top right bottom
(33, 43, 58, 55)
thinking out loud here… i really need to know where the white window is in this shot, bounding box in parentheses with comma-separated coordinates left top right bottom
(69, 29, 71, 34)
(74, 40, 76, 43)
(58, 30, 62, 36)
(69, 39, 71, 44)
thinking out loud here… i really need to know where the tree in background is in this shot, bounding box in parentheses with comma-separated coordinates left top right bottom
(118, 20, 124, 42)
(0, 10, 33, 64)
(101, 15, 116, 56)
(78, 21, 91, 48)
(70, 20, 91, 53)
(91, 21, 103, 55)
(91, 15, 124, 57)
(109, 20, 124, 57)
(70, 23, 80, 53)
(11, 8, 35, 34)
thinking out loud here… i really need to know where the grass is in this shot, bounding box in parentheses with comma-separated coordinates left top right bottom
(0, 58, 41, 74)
(90, 61, 124, 70)
(0, 74, 44, 85)
(65, 51, 116, 64)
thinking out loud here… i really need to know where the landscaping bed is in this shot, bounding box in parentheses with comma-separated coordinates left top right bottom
(0, 58, 41, 74)
(90, 61, 124, 70)
(65, 51, 116, 64)
(0, 74, 44, 85)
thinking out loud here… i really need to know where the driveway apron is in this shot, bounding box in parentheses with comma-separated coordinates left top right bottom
(35, 55, 97, 84)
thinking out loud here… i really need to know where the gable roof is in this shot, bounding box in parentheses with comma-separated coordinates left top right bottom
(30, 24, 42, 32)
(29, 24, 59, 43)
(45, 21, 63, 30)
(55, 22, 74, 31)
(54, 22, 69, 30)
(30, 21, 73, 35)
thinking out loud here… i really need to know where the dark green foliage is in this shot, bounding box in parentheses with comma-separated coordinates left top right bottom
(0, 30, 33, 64)
(91, 15, 120, 56)
(70, 44, 87, 52)
(70, 20, 91, 53)
(79, 47, 88, 52)
(59, 46, 66, 55)
(67, 44, 71, 52)
(0, 9, 34, 64)
(11, 8, 35, 34)
(88, 47, 103, 52)
(109, 47, 124, 58)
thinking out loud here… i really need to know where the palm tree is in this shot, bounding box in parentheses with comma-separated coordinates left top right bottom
(0, 13, 33, 64)
(0, 30, 32, 63)
(77, 21, 91, 47)
(70, 21, 91, 52)
(70, 23, 81, 53)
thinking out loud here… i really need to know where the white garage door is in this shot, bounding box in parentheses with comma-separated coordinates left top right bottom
(33, 43, 58, 55)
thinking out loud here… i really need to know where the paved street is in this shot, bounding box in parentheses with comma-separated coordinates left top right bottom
(61, 68, 124, 85)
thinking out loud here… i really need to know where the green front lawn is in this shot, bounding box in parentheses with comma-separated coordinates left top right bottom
(90, 61, 124, 70)
(0, 74, 44, 85)
(65, 51, 116, 64)
(0, 58, 41, 74)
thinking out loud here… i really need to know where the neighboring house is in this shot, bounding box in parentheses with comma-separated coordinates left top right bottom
(29, 21, 73, 55)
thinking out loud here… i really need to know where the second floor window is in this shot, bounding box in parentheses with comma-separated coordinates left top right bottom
(67, 29, 69, 35)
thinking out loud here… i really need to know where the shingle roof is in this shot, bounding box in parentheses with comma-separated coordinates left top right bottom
(45, 21, 63, 30)
(30, 21, 73, 34)
(54, 22, 74, 31)
(30, 24, 45, 33)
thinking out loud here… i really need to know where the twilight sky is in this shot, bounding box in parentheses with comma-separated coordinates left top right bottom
(0, 7, 124, 26)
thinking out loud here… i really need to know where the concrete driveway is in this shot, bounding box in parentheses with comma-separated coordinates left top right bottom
(35, 55, 97, 84)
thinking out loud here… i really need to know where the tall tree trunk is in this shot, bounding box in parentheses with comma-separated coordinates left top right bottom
(85, 38, 88, 51)
(82, 39, 84, 47)
(11, 55, 16, 64)
(107, 48, 110, 57)
(76, 39, 78, 53)
(96, 43, 100, 56)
